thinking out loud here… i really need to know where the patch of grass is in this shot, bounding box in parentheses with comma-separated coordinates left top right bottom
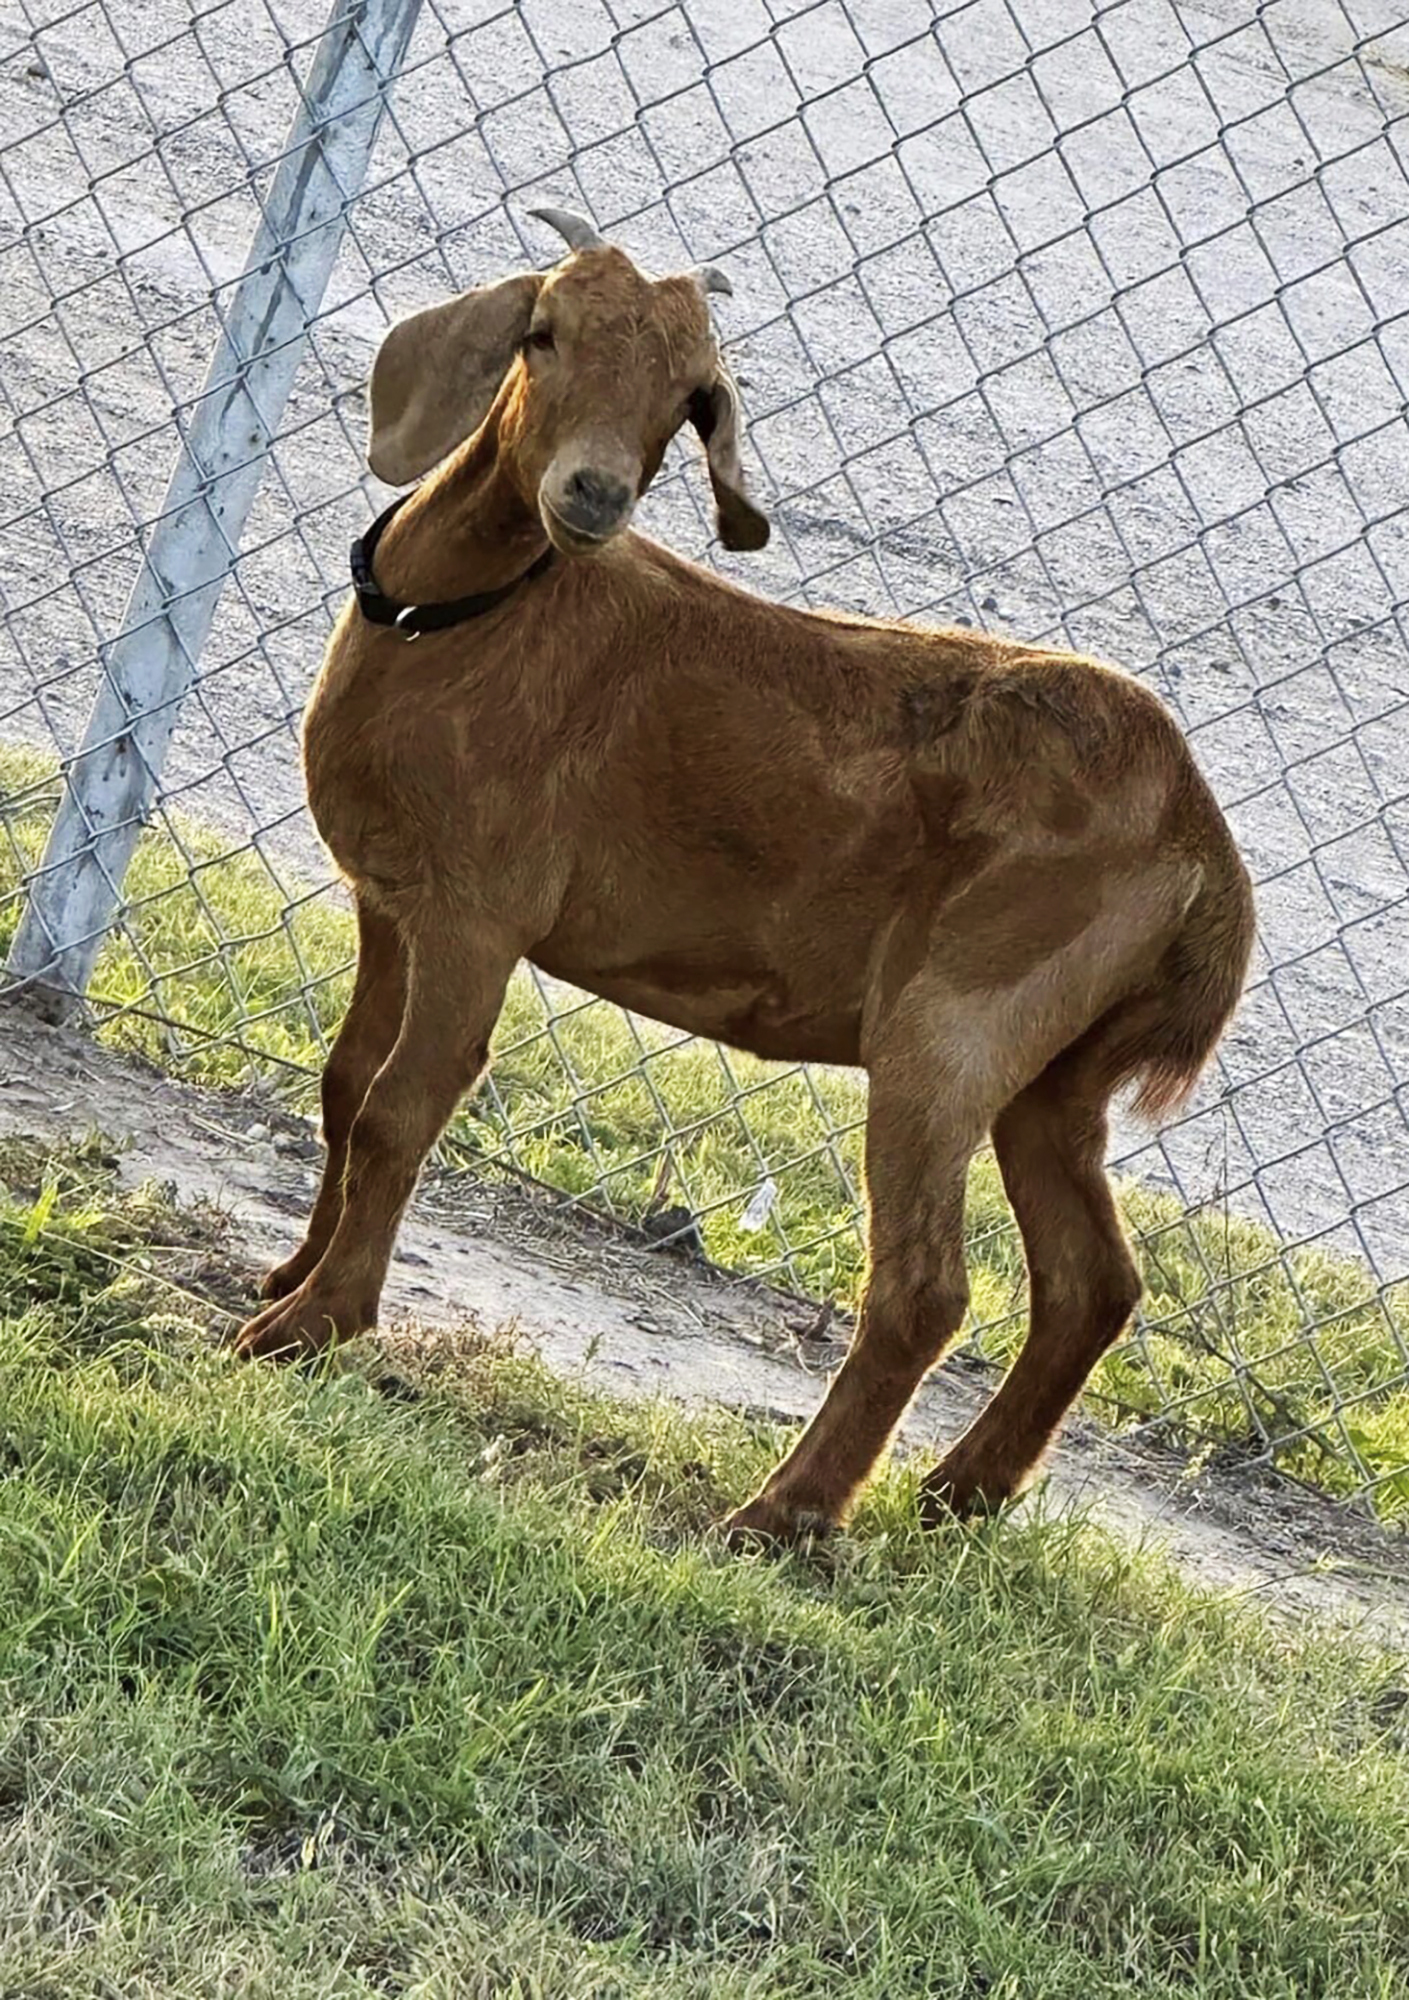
(0, 1159, 1407, 1998)
(2, 744, 1407, 1515)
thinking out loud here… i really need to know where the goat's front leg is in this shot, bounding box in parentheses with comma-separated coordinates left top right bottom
(724, 1037, 992, 1544)
(260, 897, 408, 1301)
(233, 920, 517, 1360)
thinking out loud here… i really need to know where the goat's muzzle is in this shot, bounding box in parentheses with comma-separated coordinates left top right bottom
(539, 455, 637, 553)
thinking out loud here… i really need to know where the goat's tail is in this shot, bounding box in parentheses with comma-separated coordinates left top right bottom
(1090, 823, 1256, 1122)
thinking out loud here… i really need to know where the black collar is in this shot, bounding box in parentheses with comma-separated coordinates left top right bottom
(350, 491, 555, 641)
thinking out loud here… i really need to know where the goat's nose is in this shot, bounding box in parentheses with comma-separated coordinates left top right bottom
(560, 468, 633, 533)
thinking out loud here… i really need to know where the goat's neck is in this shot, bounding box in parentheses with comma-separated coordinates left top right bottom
(372, 423, 547, 602)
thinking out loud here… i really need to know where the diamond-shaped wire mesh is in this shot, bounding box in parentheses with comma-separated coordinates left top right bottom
(1, 0, 1407, 1512)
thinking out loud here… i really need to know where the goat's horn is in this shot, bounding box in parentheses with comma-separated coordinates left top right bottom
(530, 206, 606, 253)
(693, 265, 733, 299)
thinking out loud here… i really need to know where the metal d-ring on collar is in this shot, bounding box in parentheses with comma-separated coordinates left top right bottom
(349, 490, 555, 642)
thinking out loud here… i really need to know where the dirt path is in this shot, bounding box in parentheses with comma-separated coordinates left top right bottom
(3, 998, 1407, 1649)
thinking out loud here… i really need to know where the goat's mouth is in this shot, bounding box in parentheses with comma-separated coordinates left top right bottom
(538, 465, 636, 555)
(539, 498, 624, 555)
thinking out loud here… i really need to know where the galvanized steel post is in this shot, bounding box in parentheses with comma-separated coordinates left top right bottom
(6, 0, 423, 1018)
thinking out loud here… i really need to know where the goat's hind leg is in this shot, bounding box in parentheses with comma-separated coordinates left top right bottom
(724, 1016, 1000, 1544)
(260, 897, 408, 1300)
(921, 1038, 1141, 1521)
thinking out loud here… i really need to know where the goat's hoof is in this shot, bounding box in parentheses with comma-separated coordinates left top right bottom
(719, 1494, 837, 1550)
(258, 1251, 317, 1302)
(230, 1284, 373, 1363)
(918, 1454, 1026, 1526)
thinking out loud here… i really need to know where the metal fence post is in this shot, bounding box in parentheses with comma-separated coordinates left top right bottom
(5, 0, 423, 1020)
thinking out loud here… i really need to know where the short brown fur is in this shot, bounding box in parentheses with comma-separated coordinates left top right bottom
(235, 225, 1255, 1539)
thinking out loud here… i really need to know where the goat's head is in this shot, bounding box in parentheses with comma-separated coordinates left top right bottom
(365, 209, 769, 555)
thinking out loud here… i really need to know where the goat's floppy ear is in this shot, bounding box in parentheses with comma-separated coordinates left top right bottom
(367, 273, 541, 484)
(686, 356, 770, 552)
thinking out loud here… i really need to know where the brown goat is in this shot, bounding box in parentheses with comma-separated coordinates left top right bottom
(235, 210, 1255, 1541)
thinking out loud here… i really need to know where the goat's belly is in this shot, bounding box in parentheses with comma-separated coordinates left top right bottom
(530, 949, 865, 1067)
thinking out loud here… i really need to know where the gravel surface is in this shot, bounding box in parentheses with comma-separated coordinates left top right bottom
(1, 0, 1407, 1279)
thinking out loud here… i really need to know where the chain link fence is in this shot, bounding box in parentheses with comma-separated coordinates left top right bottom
(1, 0, 1407, 1512)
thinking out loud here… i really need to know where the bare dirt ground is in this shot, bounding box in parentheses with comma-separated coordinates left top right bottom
(4, 996, 1407, 1650)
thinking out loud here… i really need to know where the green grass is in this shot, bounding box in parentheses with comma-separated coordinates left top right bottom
(2, 744, 1407, 1515)
(1, 1154, 1407, 1999)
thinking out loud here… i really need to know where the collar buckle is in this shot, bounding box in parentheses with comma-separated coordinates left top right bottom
(350, 492, 554, 637)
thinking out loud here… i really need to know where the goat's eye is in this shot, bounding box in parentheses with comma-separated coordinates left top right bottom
(523, 325, 555, 354)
